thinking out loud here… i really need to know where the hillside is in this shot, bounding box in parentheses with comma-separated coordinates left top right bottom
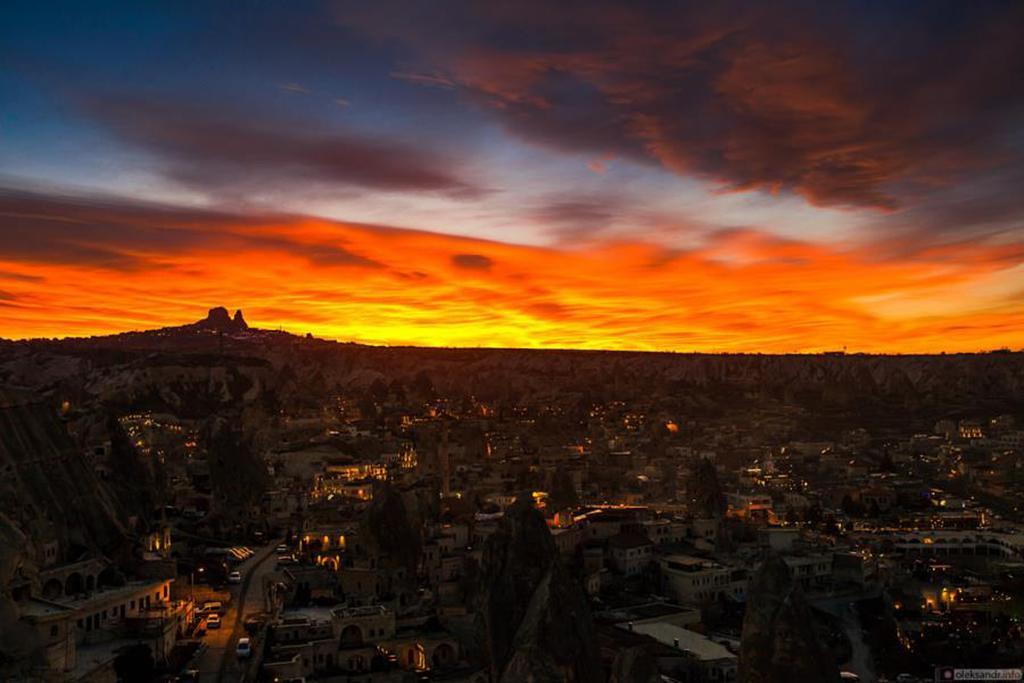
(2, 309, 1022, 432)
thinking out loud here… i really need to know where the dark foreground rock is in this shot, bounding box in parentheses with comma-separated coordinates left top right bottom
(476, 494, 602, 682)
(738, 554, 840, 683)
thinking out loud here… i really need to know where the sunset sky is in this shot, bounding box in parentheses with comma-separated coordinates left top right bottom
(2, 1, 1023, 352)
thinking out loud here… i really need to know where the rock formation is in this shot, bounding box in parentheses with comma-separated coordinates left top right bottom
(359, 481, 422, 576)
(200, 306, 232, 329)
(738, 554, 840, 683)
(194, 306, 248, 333)
(204, 416, 269, 521)
(0, 388, 155, 676)
(0, 388, 135, 558)
(0, 514, 44, 678)
(475, 493, 601, 682)
(609, 646, 662, 683)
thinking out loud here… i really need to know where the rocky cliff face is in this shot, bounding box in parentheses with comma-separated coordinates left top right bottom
(475, 494, 601, 682)
(204, 416, 270, 520)
(608, 646, 661, 683)
(738, 554, 840, 683)
(0, 389, 136, 563)
(0, 513, 43, 678)
(0, 388, 156, 676)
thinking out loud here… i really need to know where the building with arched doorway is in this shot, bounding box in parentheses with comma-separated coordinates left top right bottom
(37, 558, 107, 601)
(383, 634, 460, 672)
(331, 604, 396, 643)
(263, 603, 469, 680)
(16, 577, 182, 679)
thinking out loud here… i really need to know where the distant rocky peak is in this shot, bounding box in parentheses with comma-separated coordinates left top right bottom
(205, 306, 231, 326)
(196, 306, 248, 333)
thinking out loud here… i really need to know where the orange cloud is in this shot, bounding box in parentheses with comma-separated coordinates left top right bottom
(0, 194, 1021, 352)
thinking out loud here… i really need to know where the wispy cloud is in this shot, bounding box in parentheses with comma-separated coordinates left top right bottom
(278, 82, 309, 94)
(389, 70, 456, 89)
(76, 93, 485, 200)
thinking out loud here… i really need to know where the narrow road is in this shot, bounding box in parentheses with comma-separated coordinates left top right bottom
(196, 540, 281, 683)
(813, 593, 880, 683)
(840, 602, 877, 683)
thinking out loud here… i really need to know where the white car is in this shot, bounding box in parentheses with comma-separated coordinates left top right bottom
(236, 637, 252, 658)
(228, 571, 242, 584)
(206, 614, 221, 629)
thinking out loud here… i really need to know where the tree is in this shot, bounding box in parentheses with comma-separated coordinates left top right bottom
(412, 371, 435, 400)
(841, 494, 865, 517)
(878, 450, 896, 472)
(686, 458, 726, 518)
(805, 503, 823, 526)
(388, 379, 407, 402)
(369, 378, 388, 401)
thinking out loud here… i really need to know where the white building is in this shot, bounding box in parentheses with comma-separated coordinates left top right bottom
(620, 621, 737, 681)
(659, 554, 747, 605)
(607, 533, 654, 576)
(781, 553, 833, 592)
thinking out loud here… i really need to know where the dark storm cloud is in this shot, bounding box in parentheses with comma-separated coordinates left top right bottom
(0, 187, 381, 270)
(885, 162, 1024, 241)
(338, 0, 1024, 212)
(78, 94, 484, 200)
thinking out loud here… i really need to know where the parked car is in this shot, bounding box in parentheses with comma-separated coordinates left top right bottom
(228, 571, 242, 584)
(202, 601, 223, 614)
(236, 637, 252, 659)
(206, 614, 221, 629)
